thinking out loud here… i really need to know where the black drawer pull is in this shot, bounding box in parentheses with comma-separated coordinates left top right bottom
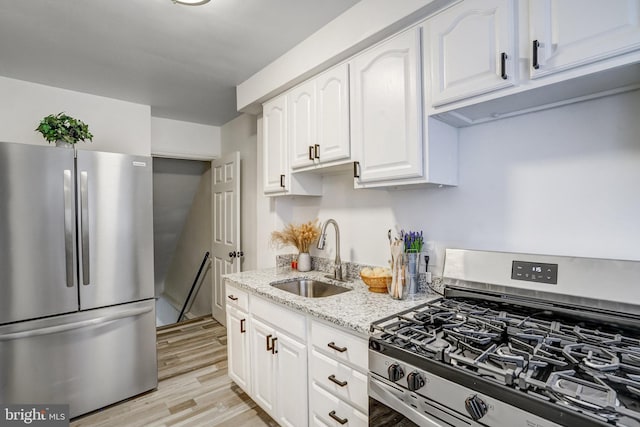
(240, 318, 246, 333)
(500, 52, 508, 80)
(328, 374, 348, 387)
(353, 161, 360, 178)
(271, 337, 278, 354)
(532, 40, 540, 70)
(329, 410, 348, 425)
(328, 342, 347, 353)
(266, 334, 273, 351)
(309, 146, 314, 161)
(279, 174, 285, 188)
(227, 295, 238, 301)
(314, 144, 320, 159)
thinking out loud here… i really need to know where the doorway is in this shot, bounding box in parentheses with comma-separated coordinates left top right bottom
(152, 157, 212, 327)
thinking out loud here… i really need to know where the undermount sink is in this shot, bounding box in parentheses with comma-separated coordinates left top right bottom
(270, 279, 351, 298)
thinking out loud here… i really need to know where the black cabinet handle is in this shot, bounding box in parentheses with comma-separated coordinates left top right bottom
(266, 334, 273, 351)
(279, 174, 285, 188)
(500, 52, 508, 80)
(314, 144, 320, 159)
(308, 146, 314, 161)
(329, 411, 348, 425)
(328, 341, 347, 353)
(353, 161, 360, 178)
(227, 295, 238, 301)
(229, 251, 236, 258)
(271, 337, 278, 354)
(532, 40, 540, 70)
(238, 251, 244, 258)
(328, 374, 348, 387)
(240, 318, 246, 333)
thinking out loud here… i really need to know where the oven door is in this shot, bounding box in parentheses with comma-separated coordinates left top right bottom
(369, 373, 475, 427)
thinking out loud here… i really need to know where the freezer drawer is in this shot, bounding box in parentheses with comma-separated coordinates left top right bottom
(0, 300, 157, 418)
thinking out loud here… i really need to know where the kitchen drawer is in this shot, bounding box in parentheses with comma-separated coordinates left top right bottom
(310, 349, 368, 413)
(311, 320, 368, 370)
(310, 380, 368, 427)
(252, 295, 306, 341)
(225, 284, 249, 311)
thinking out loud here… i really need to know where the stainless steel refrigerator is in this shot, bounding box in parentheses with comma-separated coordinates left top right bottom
(0, 141, 157, 418)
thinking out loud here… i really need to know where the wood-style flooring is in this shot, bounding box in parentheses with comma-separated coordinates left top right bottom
(71, 316, 278, 427)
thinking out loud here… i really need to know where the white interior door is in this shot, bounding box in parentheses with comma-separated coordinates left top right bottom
(211, 152, 240, 326)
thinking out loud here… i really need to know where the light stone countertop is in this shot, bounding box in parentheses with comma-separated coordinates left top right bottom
(223, 267, 441, 336)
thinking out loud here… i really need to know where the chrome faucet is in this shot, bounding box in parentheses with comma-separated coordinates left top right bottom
(317, 219, 344, 281)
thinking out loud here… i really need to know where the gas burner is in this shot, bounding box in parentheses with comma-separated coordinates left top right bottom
(563, 344, 620, 371)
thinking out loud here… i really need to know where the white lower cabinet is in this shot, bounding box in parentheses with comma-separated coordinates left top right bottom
(226, 305, 250, 392)
(310, 381, 368, 427)
(309, 320, 369, 426)
(226, 283, 308, 426)
(225, 283, 370, 426)
(250, 313, 308, 427)
(249, 316, 277, 415)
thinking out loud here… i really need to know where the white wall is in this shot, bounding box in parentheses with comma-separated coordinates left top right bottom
(257, 90, 640, 273)
(151, 117, 221, 160)
(221, 113, 259, 271)
(0, 76, 150, 156)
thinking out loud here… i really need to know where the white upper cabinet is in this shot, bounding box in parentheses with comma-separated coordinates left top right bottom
(263, 94, 322, 196)
(530, 0, 640, 78)
(288, 80, 316, 169)
(289, 63, 350, 170)
(350, 28, 424, 184)
(263, 95, 288, 194)
(316, 64, 350, 164)
(350, 27, 458, 187)
(428, 0, 516, 106)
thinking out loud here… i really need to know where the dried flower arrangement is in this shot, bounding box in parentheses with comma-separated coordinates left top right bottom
(271, 219, 321, 253)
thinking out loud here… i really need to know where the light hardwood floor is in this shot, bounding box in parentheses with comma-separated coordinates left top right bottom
(71, 316, 278, 427)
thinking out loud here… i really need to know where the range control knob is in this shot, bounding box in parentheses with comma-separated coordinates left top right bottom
(407, 371, 425, 391)
(465, 395, 488, 421)
(387, 363, 404, 382)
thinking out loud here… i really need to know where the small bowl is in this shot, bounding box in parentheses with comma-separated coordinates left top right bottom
(360, 273, 391, 293)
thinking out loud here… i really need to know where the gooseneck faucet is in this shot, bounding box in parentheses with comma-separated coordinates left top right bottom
(317, 219, 343, 281)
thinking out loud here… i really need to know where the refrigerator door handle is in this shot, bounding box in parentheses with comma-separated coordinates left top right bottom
(63, 169, 74, 288)
(0, 305, 153, 341)
(80, 171, 90, 286)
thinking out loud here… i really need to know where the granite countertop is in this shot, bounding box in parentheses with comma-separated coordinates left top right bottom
(223, 267, 441, 336)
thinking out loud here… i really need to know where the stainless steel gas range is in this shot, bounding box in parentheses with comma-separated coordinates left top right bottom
(368, 249, 640, 427)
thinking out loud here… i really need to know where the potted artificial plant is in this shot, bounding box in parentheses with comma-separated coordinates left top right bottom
(35, 112, 93, 147)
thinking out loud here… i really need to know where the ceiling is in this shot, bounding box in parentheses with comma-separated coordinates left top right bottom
(0, 0, 360, 126)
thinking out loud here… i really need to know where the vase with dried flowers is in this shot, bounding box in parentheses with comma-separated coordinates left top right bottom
(271, 219, 321, 272)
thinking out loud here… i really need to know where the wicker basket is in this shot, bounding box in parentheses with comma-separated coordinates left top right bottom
(360, 273, 391, 293)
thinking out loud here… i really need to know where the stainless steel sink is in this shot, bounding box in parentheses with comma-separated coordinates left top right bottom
(270, 279, 351, 298)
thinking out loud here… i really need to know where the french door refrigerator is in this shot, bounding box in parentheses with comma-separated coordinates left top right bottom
(0, 141, 157, 418)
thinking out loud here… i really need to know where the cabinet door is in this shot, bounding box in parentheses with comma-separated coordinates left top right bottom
(226, 306, 250, 392)
(429, 0, 516, 106)
(530, 0, 640, 78)
(351, 28, 423, 183)
(317, 63, 350, 164)
(275, 332, 308, 427)
(250, 317, 277, 417)
(288, 80, 316, 169)
(263, 96, 287, 193)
